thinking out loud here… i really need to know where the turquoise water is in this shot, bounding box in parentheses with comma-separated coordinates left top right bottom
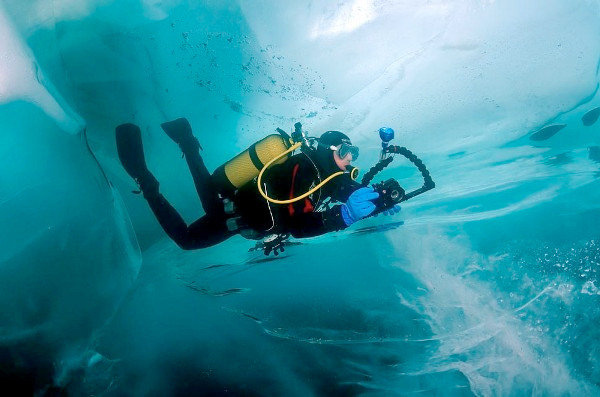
(1, 1, 600, 395)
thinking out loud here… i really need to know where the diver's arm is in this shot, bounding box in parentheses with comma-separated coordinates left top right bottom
(283, 161, 349, 238)
(288, 175, 363, 237)
(326, 174, 362, 202)
(287, 205, 347, 238)
(290, 185, 380, 238)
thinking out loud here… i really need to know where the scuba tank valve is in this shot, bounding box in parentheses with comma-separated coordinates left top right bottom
(292, 122, 308, 146)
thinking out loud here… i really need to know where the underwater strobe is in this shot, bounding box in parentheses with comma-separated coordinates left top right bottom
(364, 127, 435, 215)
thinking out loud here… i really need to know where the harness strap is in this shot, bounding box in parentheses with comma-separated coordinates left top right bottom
(288, 164, 314, 216)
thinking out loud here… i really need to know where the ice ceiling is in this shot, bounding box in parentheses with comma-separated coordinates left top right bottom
(1, 0, 600, 395)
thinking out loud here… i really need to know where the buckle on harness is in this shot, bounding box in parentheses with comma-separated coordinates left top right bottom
(226, 216, 264, 240)
(223, 198, 236, 215)
(226, 216, 243, 232)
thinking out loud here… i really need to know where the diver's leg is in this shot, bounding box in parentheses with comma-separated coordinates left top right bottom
(185, 215, 236, 248)
(183, 150, 224, 215)
(145, 191, 233, 249)
(116, 123, 224, 249)
(161, 118, 224, 215)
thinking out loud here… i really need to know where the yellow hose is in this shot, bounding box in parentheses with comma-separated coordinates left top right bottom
(257, 142, 346, 205)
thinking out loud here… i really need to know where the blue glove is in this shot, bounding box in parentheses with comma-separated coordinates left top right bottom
(380, 205, 401, 216)
(341, 187, 379, 226)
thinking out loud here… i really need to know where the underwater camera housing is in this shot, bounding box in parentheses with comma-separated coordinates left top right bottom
(372, 178, 405, 211)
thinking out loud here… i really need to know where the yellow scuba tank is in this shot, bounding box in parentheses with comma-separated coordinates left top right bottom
(212, 133, 292, 197)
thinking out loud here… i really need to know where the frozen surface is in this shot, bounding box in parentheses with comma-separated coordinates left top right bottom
(1, 0, 599, 395)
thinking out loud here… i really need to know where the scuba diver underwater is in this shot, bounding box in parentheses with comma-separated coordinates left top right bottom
(115, 118, 435, 255)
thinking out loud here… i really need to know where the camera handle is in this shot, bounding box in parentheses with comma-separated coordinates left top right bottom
(361, 145, 435, 204)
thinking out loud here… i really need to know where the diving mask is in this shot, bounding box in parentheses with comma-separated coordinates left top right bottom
(331, 143, 359, 161)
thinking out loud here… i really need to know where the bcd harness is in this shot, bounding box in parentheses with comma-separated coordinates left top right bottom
(217, 122, 435, 255)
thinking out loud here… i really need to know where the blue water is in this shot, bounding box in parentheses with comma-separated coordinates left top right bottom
(1, 0, 600, 396)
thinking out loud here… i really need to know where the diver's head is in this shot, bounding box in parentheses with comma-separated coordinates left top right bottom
(315, 131, 359, 174)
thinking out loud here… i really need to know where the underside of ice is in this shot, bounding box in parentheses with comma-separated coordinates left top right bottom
(1, 0, 600, 395)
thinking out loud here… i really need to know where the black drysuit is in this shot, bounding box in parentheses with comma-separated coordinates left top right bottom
(144, 146, 361, 250)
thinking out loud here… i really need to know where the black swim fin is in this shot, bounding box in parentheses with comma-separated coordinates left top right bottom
(116, 123, 159, 195)
(160, 117, 201, 153)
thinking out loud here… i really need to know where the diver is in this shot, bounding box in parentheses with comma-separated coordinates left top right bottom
(115, 118, 400, 254)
